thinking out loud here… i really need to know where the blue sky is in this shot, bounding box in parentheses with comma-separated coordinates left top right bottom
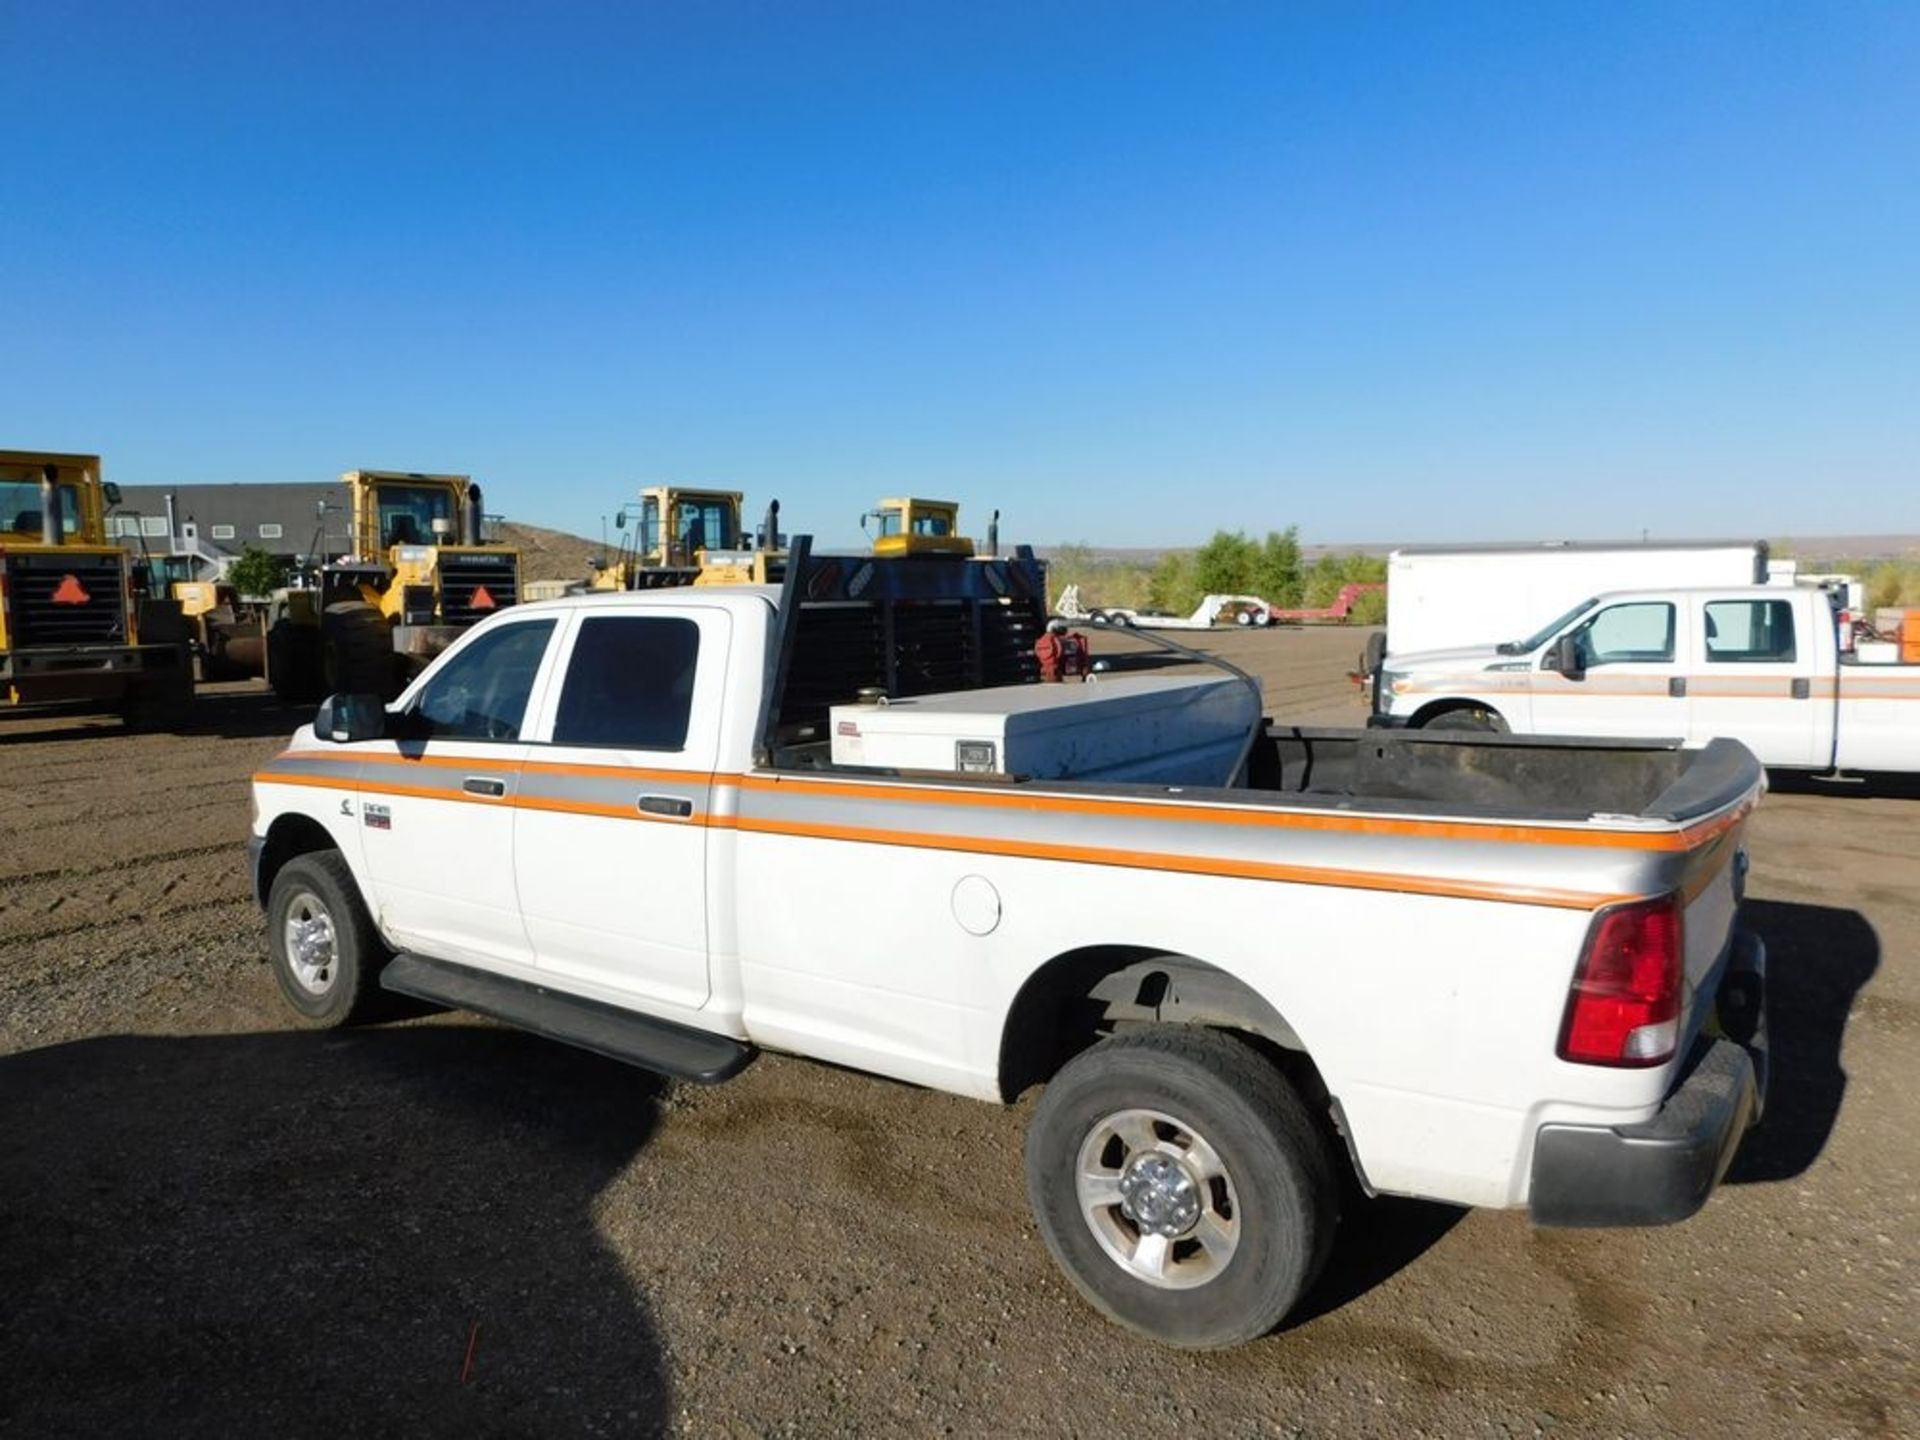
(4, 2, 1915, 549)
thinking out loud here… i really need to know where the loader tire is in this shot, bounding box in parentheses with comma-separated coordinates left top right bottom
(267, 620, 324, 703)
(322, 602, 397, 699)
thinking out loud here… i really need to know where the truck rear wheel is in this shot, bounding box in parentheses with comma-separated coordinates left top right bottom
(265, 851, 392, 1027)
(322, 601, 397, 698)
(1025, 1025, 1338, 1348)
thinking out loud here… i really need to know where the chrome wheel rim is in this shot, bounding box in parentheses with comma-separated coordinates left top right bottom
(1076, 1107, 1239, 1289)
(282, 890, 338, 994)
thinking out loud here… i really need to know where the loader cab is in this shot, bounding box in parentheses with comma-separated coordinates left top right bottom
(627, 487, 744, 570)
(0, 454, 107, 545)
(862, 498, 975, 558)
(347, 472, 474, 559)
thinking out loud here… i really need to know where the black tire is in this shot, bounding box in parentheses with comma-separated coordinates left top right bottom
(322, 601, 397, 698)
(1418, 706, 1506, 733)
(1235, 610, 1253, 627)
(267, 620, 324, 702)
(264, 851, 392, 1028)
(119, 662, 193, 732)
(1025, 1025, 1339, 1349)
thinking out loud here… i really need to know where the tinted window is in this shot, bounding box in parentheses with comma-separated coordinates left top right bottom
(1704, 600, 1796, 663)
(1574, 602, 1674, 666)
(414, 619, 556, 740)
(552, 616, 700, 750)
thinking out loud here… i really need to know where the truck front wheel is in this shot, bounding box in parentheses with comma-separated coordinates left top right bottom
(1417, 705, 1507, 733)
(1024, 1025, 1338, 1348)
(265, 851, 391, 1027)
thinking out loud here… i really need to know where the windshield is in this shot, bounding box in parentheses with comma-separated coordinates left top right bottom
(676, 498, 736, 551)
(373, 484, 457, 548)
(0, 479, 82, 537)
(1502, 597, 1599, 654)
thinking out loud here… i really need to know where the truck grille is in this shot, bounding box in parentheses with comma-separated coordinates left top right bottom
(438, 553, 519, 626)
(3, 553, 129, 647)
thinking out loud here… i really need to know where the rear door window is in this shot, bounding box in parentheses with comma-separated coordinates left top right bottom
(413, 619, 556, 740)
(551, 616, 701, 750)
(1703, 599, 1797, 663)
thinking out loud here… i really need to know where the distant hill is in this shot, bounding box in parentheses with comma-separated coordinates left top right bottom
(497, 520, 607, 584)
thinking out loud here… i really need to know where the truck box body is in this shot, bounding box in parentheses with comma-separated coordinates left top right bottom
(829, 673, 1259, 784)
(1386, 540, 1774, 657)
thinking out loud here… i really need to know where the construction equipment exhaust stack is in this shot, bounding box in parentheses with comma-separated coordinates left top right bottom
(466, 483, 486, 546)
(40, 463, 63, 546)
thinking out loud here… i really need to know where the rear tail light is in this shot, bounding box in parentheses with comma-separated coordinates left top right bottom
(1559, 894, 1684, 1067)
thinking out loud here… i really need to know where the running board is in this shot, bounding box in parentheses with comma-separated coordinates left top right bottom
(380, 953, 753, 1084)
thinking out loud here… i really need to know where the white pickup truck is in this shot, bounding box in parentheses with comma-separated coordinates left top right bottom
(248, 542, 1769, 1348)
(1372, 582, 1918, 772)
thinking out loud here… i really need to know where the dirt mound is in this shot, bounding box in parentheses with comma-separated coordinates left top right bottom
(495, 520, 607, 584)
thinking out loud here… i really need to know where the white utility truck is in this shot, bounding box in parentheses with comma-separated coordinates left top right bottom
(248, 540, 1769, 1349)
(1384, 540, 1777, 657)
(1373, 582, 1918, 772)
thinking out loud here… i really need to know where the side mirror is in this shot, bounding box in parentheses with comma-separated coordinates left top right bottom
(102, 481, 123, 506)
(314, 692, 387, 743)
(1547, 634, 1584, 678)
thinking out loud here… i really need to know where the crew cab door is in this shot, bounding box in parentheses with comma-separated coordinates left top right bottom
(1530, 598, 1690, 738)
(513, 604, 728, 1012)
(1686, 593, 1829, 767)
(356, 614, 560, 969)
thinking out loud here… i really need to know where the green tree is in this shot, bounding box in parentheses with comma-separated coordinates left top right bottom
(1300, 553, 1344, 607)
(1147, 550, 1200, 614)
(1192, 529, 1259, 596)
(226, 545, 289, 599)
(1254, 527, 1303, 607)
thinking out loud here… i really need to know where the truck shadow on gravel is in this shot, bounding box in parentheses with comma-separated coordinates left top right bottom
(1725, 898, 1878, 1184)
(0, 1026, 671, 1437)
(1283, 1194, 1466, 1330)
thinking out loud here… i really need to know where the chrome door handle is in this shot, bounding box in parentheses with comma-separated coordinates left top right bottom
(463, 776, 508, 797)
(637, 793, 693, 818)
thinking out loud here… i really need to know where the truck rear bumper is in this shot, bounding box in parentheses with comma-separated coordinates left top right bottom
(1529, 930, 1767, 1227)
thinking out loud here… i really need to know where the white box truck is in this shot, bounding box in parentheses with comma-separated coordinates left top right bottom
(1385, 541, 1777, 657)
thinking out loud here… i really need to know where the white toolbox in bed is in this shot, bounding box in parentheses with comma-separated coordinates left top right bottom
(829, 674, 1260, 785)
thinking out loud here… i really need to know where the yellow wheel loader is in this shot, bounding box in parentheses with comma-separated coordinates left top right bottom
(0, 450, 193, 728)
(265, 470, 519, 702)
(860, 498, 998, 558)
(593, 487, 787, 589)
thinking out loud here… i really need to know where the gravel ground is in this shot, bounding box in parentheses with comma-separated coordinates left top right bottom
(1, 631, 1913, 1438)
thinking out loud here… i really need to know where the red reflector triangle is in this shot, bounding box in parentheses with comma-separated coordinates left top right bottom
(51, 574, 92, 605)
(470, 585, 497, 611)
